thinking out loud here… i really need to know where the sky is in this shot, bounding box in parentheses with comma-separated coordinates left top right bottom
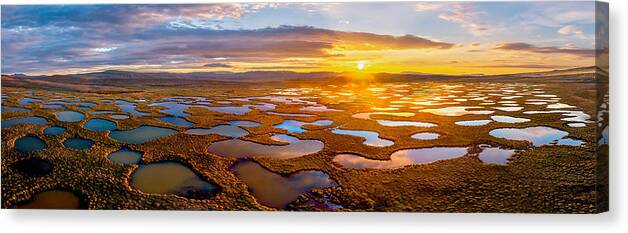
(0, 2, 606, 75)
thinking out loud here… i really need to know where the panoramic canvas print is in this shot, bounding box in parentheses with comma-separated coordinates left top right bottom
(1, 1, 609, 212)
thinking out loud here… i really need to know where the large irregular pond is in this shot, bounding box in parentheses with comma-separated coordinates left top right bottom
(489, 126, 584, 147)
(185, 125, 248, 137)
(230, 160, 337, 209)
(419, 106, 494, 117)
(157, 116, 194, 127)
(130, 161, 220, 199)
(2, 116, 48, 128)
(331, 128, 394, 147)
(376, 120, 437, 127)
(333, 147, 469, 169)
(114, 100, 149, 117)
(207, 134, 324, 159)
(1, 106, 29, 112)
(109, 126, 177, 144)
(274, 119, 332, 133)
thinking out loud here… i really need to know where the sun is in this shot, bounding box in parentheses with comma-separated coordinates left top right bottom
(356, 61, 366, 70)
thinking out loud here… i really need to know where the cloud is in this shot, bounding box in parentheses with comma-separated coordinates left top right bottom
(493, 42, 595, 57)
(558, 25, 583, 35)
(203, 63, 232, 68)
(415, 3, 489, 36)
(414, 3, 446, 12)
(1, 4, 271, 31)
(468, 64, 572, 69)
(1, 21, 454, 74)
(247, 65, 317, 70)
(557, 25, 591, 39)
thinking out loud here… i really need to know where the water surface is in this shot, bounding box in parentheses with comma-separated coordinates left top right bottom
(16, 191, 82, 209)
(377, 120, 436, 127)
(63, 137, 94, 150)
(274, 119, 332, 133)
(207, 134, 323, 159)
(331, 128, 394, 147)
(158, 116, 194, 127)
(231, 160, 337, 209)
(2, 116, 48, 128)
(333, 147, 468, 169)
(185, 125, 248, 137)
(108, 147, 143, 165)
(44, 126, 66, 136)
(109, 126, 177, 144)
(130, 161, 219, 199)
(489, 126, 584, 147)
(15, 136, 47, 153)
(491, 115, 530, 123)
(411, 132, 440, 140)
(229, 120, 261, 127)
(84, 118, 117, 131)
(55, 111, 85, 122)
(455, 119, 492, 126)
(478, 147, 516, 164)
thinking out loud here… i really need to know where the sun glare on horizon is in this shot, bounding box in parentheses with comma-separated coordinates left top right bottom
(356, 61, 367, 71)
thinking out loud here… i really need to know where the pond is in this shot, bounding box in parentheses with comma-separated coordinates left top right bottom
(274, 119, 333, 133)
(351, 112, 415, 120)
(489, 126, 584, 147)
(84, 118, 117, 131)
(185, 125, 248, 137)
(15, 136, 47, 153)
(267, 112, 316, 117)
(63, 137, 94, 150)
(229, 120, 262, 127)
(115, 100, 149, 117)
(158, 116, 194, 127)
(16, 190, 83, 209)
(478, 147, 517, 165)
(491, 115, 530, 123)
(455, 119, 492, 126)
(1, 106, 29, 112)
(44, 126, 66, 136)
(130, 161, 220, 199)
(376, 120, 437, 127)
(419, 106, 493, 117)
(110, 114, 130, 120)
(55, 111, 85, 122)
(2, 116, 48, 128)
(333, 147, 469, 169)
(109, 126, 177, 144)
(108, 147, 143, 165)
(207, 134, 324, 159)
(230, 160, 337, 209)
(411, 132, 440, 140)
(331, 128, 394, 147)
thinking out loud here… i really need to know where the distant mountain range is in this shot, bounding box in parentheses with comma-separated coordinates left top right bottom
(1, 66, 606, 93)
